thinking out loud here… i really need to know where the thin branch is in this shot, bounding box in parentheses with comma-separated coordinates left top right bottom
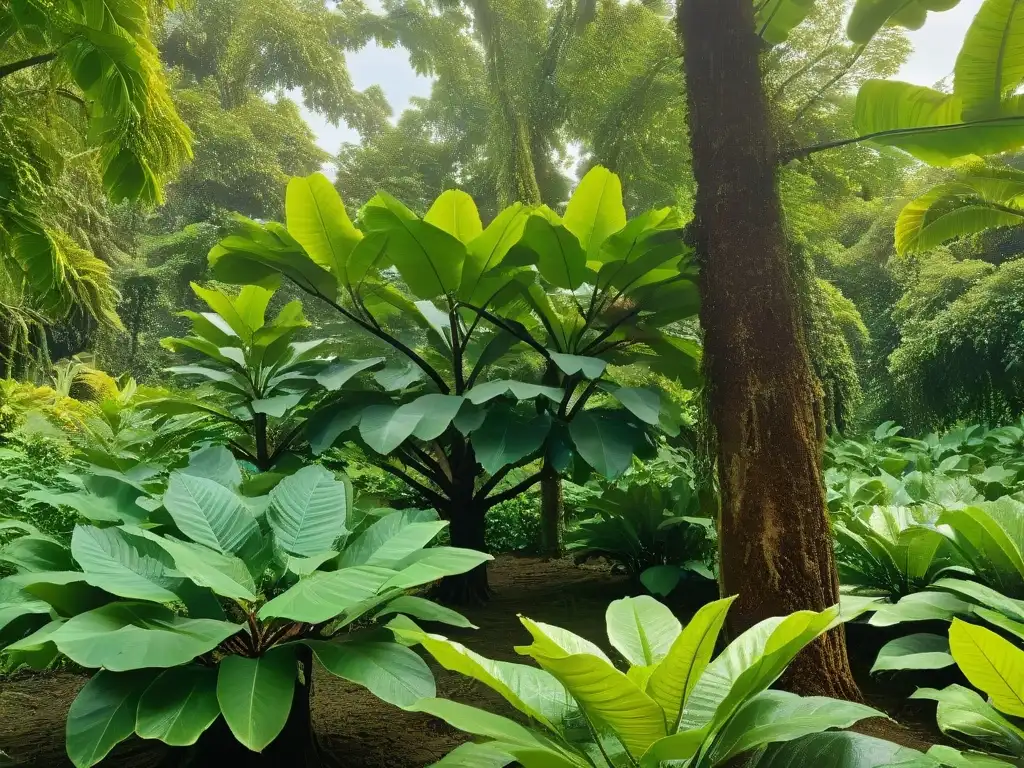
(0, 52, 58, 80)
(482, 470, 545, 509)
(790, 45, 866, 125)
(403, 444, 453, 492)
(568, 379, 602, 419)
(784, 114, 1024, 163)
(580, 308, 642, 355)
(476, 448, 547, 502)
(459, 301, 550, 360)
(376, 462, 448, 509)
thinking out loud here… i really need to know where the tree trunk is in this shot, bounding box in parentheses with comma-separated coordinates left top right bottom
(437, 473, 491, 604)
(677, 0, 860, 699)
(539, 469, 564, 558)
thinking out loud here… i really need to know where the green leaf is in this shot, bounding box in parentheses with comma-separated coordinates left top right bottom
(251, 393, 304, 417)
(50, 602, 241, 671)
(310, 639, 435, 708)
(563, 166, 626, 262)
(848, 0, 963, 44)
(406, 394, 466, 441)
(425, 190, 483, 244)
(267, 465, 349, 557)
(933, 577, 1024, 623)
(66, 670, 156, 768)
(471, 407, 552, 475)
(912, 684, 1024, 756)
(709, 690, 883, 764)
(949, 618, 1024, 716)
(359, 404, 424, 454)
(364, 192, 465, 299)
(516, 617, 666, 757)
(217, 646, 297, 753)
(0, 533, 75, 572)
(163, 473, 259, 555)
(748, 731, 933, 768)
(519, 211, 588, 290)
(853, 79, 1024, 166)
(647, 596, 734, 728)
(340, 509, 447, 568)
(465, 380, 563, 405)
(381, 547, 493, 591)
(460, 204, 530, 302)
(2, 572, 109, 618)
(393, 620, 572, 730)
(549, 352, 607, 380)
(954, 0, 1024, 119)
(605, 595, 681, 667)
(376, 595, 476, 628)
(257, 566, 395, 623)
(869, 590, 973, 626)
(569, 410, 643, 479)
(756, 0, 817, 44)
(135, 666, 220, 747)
(71, 526, 182, 603)
(286, 173, 362, 283)
(182, 446, 243, 490)
(315, 357, 385, 391)
(606, 386, 662, 426)
(871, 633, 954, 673)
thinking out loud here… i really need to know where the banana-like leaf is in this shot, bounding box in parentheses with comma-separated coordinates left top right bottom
(375, 595, 476, 628)
(756, 0, 816, 44)
(257, 565, 396, 623)
(949, 618, 1024, 716)
(380, 547, 493, 591)
(518, 210, 589, 291)
(569, 409, 645, 479)
(425, 190, 483, 245)
(71, 526, 182, 603)
(286, 173, 362, 284)
(848, 0, 963, 44)
(339, 509, 446, 568)
(912, 684, 1024, 756)
(267, 465, 348, 557)
(955, 0, 1024, 119)
(66, 669, 157, 768)
(605, 595, 681, 667)
(869, 590, 973, 626)
(217, 646, 297, 752)
(135, 665, 220, 747)
(162, 472, 259, 555)
(460, 203, 530, 303)
(471, 407, 551, 475)
(563, 166, 626, 263)
(310, 639, 435, 709)
(871, 633, 954, 673)
(748, 731, 933, 767)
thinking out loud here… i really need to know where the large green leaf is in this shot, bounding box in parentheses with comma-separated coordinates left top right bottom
(516, 617, 667, 757)
(848, 0, 963, 44)
(393, 620, 573, 729)
(708, 690, 883, 764)
(406, 394, 466, 441)
(358, 404, 423, 454)
(854, 79, 1024, 166)
(549, 352, 607, 380)
(135, 666, 220, 747)
(955, 0, 1024, 119)
(381, 547, 493, 591)
(569, 410, 643, 479)
(71, 526, 182, 603)
(182, 446, 243, 491)
(869, 590, 973, 626)
(257, 565, 395, 623)
(912, 684, 1024, 756)
(748, 731, 933, 768)
(310, 639, 435, 708)
(2, 572, 110, 618)
(286, 173, 362, 283)
(460, 203, 530, 303)
(646, 597, 735, 729)
(756, 0, 817, 44)
(0, 533, 75, 572)
(339, 508, 446, 568)
(50, 602, 241, 671)
(563, 166, 626, 263)
(466, 380, 563, 405)
(66, 669, 156, 768)
(605, 596, 681, 668)
(949, 618, 1024, 716)
(163, 473, 259, 555)
(217, 646, 297, 753)
(895, 177, 1024, 254)
(267, 465, 348, 557)
(471, 407, 552, 475)
(363, 192, 465, 299)
(376, 595, 475, 628)
(519, 211, 588, 291)
(871, 633, 954, 673)
(425, 190, 483, 245)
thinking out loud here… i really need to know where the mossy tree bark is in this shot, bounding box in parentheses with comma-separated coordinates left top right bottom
(677, 0, 861, 699)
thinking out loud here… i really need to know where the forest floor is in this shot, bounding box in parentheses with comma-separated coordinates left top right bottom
(0, 556, 946, 767)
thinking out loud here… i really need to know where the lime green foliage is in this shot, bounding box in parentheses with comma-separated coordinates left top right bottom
(0, 449, 488, 765)
(151, 282, 360, 470)
(393, 596, 889, 767)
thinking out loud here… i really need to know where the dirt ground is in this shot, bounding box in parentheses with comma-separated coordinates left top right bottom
(0, 556, 943, 767)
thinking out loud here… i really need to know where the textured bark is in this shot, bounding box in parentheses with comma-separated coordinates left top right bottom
(539, 470, 564, 558)
(678, 0, 860, 699)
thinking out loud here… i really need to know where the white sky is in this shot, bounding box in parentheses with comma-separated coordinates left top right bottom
(301, 0, 986, 156)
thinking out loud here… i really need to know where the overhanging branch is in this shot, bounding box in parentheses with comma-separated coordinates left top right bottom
(482, 470, 545, 509)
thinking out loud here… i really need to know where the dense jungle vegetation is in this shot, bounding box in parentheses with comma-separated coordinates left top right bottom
(3, 0, 1024, 766)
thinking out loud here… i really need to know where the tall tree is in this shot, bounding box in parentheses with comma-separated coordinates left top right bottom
(678, 0, 860, 697)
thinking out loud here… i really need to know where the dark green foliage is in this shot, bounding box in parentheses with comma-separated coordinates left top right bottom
(485, 494, 541, 554)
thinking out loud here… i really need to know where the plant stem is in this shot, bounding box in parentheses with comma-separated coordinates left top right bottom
(0, 52, 58, 79)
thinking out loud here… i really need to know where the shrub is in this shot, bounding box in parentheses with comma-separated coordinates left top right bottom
(485, 492, 542, 553)
(0, 447, 489, 766)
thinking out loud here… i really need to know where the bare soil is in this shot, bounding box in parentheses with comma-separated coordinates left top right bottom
(0, 556, 942, 767)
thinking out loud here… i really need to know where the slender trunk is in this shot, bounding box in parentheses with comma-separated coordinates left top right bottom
(677, 0, 860, 699)
(539, 469, 564, 557)
(437, 472, 491, 604)
(254, 413, 270, 471)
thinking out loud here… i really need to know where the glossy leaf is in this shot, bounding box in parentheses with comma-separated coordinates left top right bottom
(135, 666, 220, 747)
(375, 595, 476, 629)
(257, 566, 395, 623)
(569, 410, 643, 479)
(66, 670, 156, 768)
(563, 166, 626, 262)
(425, 190, 483, 244)
(286, 173, 362, 283)
(339, 509, 446, 568)
(217, 646, 297, 753)
(605, 595, 681, 667)
(71, 526, 182, 603)
(949, 618, 1024, 716)
(267, 465, 348, 557)
(871, 633, 954, 673)
(310, 639, 435, 708)
(955, 0, 1024, 119)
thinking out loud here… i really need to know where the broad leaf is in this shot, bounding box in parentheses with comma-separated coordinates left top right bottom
(912, 684, 1024, 756)
(848, 0, 963, 44)
(563, 166, 626, 262)
(465, 380, 563, 405)
(163, 473, 259, 555)
(310, 639, 435, 708)
(569, 410, 643, 479)
(425, 190, 483, 244)
(135, 666, 220, 747)
(756, 0, 816, 44)
(339, 509, 447, 568)
(949, 618, 1024, 716)
(381, 547, 492, 591)
(605, 595, 681, 667)
(71, 526, 182, 603)
(267, 465, 348, 557)
(519, 211, 588, 291)
(257, 566, 395, 623)
(871, 633, 954, 673)
(471, 407, 552, 475)
(460, 203, 530, 302)
(749, 731, 932, 767)
(955, 0, 1024, 119)
(869, 591, 973, 626)
(376, 595, 475, 628)
(66, 670, 156, 768)
(286, 173, 362, 283)
(549, 352, 607, 380)
(217, 646, 297, 752)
